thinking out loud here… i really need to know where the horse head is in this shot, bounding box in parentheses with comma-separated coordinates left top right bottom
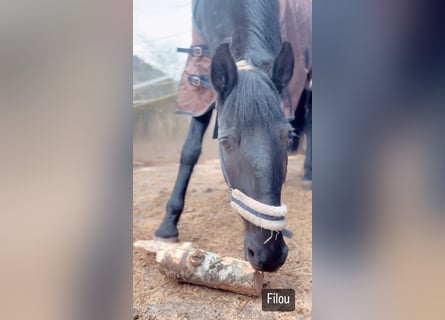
(211, 42, 294, 272)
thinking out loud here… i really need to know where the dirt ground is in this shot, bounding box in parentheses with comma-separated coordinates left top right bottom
(133, 154, 312, 320)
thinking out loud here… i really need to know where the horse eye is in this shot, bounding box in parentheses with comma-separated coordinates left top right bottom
(220, 137, 232, 151)
(221, 135, 240, 152)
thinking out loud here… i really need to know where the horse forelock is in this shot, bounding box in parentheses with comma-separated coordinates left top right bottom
(220, 70, 286, 130)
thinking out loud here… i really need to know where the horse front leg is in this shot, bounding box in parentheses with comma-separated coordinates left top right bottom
(155, 109, 213, 241)
(288, 89, 308, 154)
(302, 89, 312, 189)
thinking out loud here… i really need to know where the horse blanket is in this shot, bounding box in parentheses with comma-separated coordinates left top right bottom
(175, 0, 312, 119)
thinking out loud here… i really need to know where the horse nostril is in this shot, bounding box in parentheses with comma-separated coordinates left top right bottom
(248, 248, 254, 258)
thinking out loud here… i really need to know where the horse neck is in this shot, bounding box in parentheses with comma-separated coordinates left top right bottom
(196, 0, 281, 70)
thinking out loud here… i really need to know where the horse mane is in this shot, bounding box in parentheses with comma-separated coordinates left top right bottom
(243, 0, 281, 71)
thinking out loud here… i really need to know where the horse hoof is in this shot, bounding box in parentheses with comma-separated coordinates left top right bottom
(154, 236, 179, 243)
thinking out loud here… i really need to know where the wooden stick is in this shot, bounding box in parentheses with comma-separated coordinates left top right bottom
(134, 240, 263, 297)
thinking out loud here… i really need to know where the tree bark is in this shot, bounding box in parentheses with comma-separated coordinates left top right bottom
(134, 240, 263, 296)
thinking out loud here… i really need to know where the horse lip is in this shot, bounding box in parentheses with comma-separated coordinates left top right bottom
(249, 261, 262, 271)
(248, 258, 282, 272)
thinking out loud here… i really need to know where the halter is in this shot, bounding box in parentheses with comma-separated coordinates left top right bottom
(236, 59, 256, 71)
(218, 141, 293, 241)
(217, 61, 293, 242)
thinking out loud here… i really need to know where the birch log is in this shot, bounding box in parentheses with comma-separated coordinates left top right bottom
(134, 240, 263, 296)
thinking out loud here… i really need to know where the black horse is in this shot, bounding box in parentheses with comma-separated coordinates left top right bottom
(155, 0, 302, 272)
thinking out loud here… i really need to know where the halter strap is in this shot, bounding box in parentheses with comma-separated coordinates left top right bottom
(236, 60, 256, 71)
(230, 189, 292, 236)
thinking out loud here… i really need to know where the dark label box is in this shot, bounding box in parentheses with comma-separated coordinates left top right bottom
(261, 289, 295, 312)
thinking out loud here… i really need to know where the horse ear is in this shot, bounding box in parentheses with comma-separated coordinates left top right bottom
(211, 43, 238, 100)
(271, 42, 294, 93)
